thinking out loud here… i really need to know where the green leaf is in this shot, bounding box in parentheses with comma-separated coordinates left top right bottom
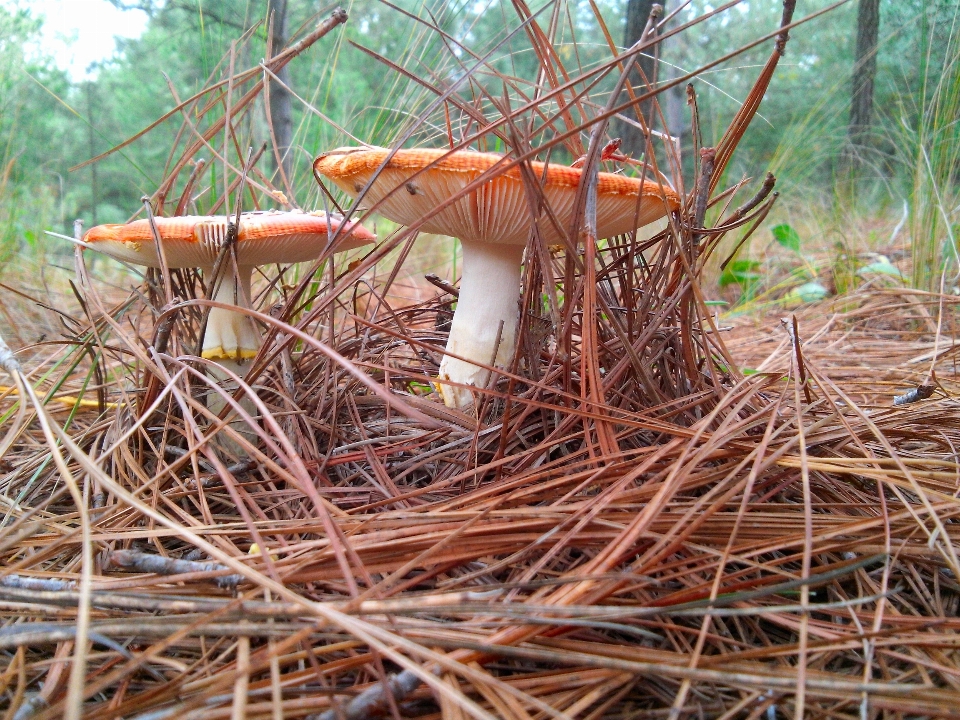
(859, 257, 903, 278)
(771, 223, 802, 253)
(782, 281, 829, 306)
(704, 300, 729, 307)
(719, 259, 762, 289)
(408, 381, 435, 395)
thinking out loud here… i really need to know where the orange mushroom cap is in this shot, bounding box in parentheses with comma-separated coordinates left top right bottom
(83, 210, 375, 268)
(313, 147, 680, 245)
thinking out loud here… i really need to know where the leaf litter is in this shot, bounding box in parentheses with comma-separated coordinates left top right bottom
(2, 2, 960, 718)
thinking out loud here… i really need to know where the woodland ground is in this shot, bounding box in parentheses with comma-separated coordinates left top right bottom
(1, 2, 959, 718)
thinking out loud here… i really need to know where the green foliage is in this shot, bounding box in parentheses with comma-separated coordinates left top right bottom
(859, 255, 904, 278)
(782, 281, 829, 306)
(0, 6, 74, 266)
(407, 380, 434, 395)
(831, 243, 860, 296)
(897, 2, 960, 290)
(719, 259, 762, 301)
(771, 223, 802, 254)
(0, 0, 955, 299)
(757, 0, 960, 302)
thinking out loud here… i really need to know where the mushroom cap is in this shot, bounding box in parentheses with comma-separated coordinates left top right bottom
(314, 147, 680, 246)
(82, 210, 375, 268)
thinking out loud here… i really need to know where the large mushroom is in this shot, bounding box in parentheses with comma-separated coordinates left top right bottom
(314, 147, 680, 408)
(83, 210, 375, 380)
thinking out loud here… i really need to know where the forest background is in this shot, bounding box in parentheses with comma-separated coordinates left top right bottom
(0, 0, 956, 305)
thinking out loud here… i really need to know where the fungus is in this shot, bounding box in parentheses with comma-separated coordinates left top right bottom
(83, 210, 375, 379)
(314, 147, 680, 408)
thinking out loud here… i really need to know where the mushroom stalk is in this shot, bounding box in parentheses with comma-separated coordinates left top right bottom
(438, 240, 524, 408)
(199, 264, 261, 451)
(201, 264, 261, 369)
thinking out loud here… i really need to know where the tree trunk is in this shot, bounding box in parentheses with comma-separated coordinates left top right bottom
(616, 0, 659, 160)
(267, 0, 293, 184)
(847, 0, 881, 156)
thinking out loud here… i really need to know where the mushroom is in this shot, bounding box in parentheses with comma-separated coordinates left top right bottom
(83, 210, 375, 380)
(314, 147, 680, 409)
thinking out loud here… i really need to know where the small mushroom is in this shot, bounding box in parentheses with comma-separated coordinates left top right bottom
(83, 210, 375, 378)
(314, 147, 680, 409)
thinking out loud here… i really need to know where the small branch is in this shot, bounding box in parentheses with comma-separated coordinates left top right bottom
(893, 384, 936, 406)
(0, 624, 179, 682)
(13, 641, 73, 720)
(727, 172, 776, 224)
(783, 315, 813, 404)
(232, 145, 257, 230)
(424, 273, 460, 298)
(151, 300, 183, 356)
(643, 4, 664, 41)
(103, 549, 243, 589)
(174, 157, 206, 216)
(693, 146, 716, 234)
(0, 575, 77, 592)
(273, 8, 348, 67)
(142, 195, 174, 304)
(776, 0, 798, 55)
(310, 669, 424, 720)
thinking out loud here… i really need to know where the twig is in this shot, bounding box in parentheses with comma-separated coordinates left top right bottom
(12, 642, 72, 720)
(783, 315, 813, 404)
(727, 172, 776, 223)
(142, 196, 174, 304)
(693, 146, 717, 242)
(893, 384, 936, 406)
(424, 273, 460, 298)
(0, 575, 77, 592)
(310, 670, 424, 720)
(173, 157, 207, 216)
(103, 550, 243, 590)
(776, 0, 798, 55)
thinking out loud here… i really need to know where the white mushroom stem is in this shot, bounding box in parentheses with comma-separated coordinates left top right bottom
(200, 264, 261, 369)
(438, 240, 524, 409)
(199, 264, 261, 452)
(205, 358, 259, 455)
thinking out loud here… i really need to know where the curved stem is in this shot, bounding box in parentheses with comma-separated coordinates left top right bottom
(438, 240, 525, 409)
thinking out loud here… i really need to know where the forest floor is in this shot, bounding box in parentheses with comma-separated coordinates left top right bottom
(2, 233, 960, 718)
